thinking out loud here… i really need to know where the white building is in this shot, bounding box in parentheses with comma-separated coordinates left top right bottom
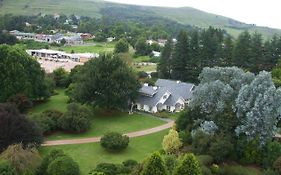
(135, 79, 195, 113)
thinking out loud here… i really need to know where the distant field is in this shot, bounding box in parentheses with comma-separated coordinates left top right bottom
(53, 42, 115, 54)
(40, 129, 168, 175)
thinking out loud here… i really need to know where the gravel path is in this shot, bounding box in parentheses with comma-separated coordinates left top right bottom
(42, 121, 174, 146)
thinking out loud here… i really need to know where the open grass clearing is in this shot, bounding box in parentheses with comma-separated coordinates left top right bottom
(30, 89, 69, 114)
(40, 129, 168, 175)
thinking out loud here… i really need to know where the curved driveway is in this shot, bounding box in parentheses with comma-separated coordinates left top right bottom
(42, 121, 174, 146)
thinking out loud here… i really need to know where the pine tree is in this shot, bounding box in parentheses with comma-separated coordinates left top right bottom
(171, 30, 189, 81)
(173, 153, 201, 175)
(158, 39, 173, 79)
(162, 129, 182, 154)
(188, 30, 201, 83)
(233, 31, 252, 69)
(250, 32, 264, 72)
(222, 35, 234, 66)
(141, 152, 167, 175)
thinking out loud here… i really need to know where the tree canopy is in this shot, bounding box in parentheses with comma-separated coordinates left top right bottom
(0, 45, 51, 102)
(71, 54, 140, 110)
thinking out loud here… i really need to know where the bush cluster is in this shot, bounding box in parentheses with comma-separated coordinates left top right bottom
(100, 132, 129, 151)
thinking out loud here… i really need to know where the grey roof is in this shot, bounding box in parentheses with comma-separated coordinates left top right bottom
(136, 87, 169, 107)
(139, 86, 158, 96)
(136, 79, 195, 107)
(155, 79, 194, 100)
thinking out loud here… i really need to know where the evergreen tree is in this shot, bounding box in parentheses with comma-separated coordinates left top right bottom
(162, 129, 182, 154)
(222, 35, 234, 66)
(250, 32, 264, 72)
(233, 31, 252, 69)
(188, 30, 201, 83)
(171, 30, 189, 81)
(158, 38, 173, 79)
(173, 153, 201, 175)
(141, 152, 167, 175)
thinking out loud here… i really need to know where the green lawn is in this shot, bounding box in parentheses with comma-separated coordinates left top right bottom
(133, 64, 157, 72)
(46, 113, 165, 141)
(30, 89, 165, 141)
(55, 43, 115, 54)
(30, 89, 69, 114)
(40, 129, 168, 175)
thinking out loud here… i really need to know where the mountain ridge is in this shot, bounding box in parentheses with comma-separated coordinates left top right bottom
(0, 0, 280, 38)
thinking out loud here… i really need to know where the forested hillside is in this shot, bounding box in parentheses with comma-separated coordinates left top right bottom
(1, 0, 281, 38)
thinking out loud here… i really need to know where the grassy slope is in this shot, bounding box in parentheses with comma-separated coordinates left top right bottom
(31, 89, 68, 114)
(1, 0, 281, 38)
(40, 129, 168, 175)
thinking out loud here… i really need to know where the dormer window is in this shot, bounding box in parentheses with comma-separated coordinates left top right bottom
(163, 95, 167, 99)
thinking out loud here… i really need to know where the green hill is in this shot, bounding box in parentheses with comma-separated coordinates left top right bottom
(1, 0, 280, 38)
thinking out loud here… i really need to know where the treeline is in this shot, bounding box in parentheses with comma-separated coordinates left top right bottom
(158, 27, 281, 83)
(0, 13, 193, 43)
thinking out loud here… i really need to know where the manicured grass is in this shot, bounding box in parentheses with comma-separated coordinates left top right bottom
(40, 129, 168, 175)
(46, 112, 165, 141)
(133, 64, 157, 72)
(30, 89, 69, 114)
(57, 43, 115, 54)
(133, 56, 151, 63)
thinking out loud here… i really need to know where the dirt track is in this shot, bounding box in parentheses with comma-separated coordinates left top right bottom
(42, 121, 174, 146)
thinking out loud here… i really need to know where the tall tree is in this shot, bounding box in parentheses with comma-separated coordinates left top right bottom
(222, 35, 234, 67)
(188, 30, 201, 83)
(0, 103, 43, 152)
(72, 54, 140, 110)
(114, 38, 129, 53)
(141, 152, 167, 175)
(173, 153, 201, 175)
(0, 45, 50, 102)
(158, 38, 173, 79)
(250, 32, 264, 72)
(235, 71, 281, 145)
(233, 31, 252, 69)
(171, 30, 189, 81)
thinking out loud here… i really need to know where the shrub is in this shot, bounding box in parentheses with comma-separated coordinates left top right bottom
(47, 155, 80, 175)
(263, 141, 281, 168)
(100, 132, 129, 151)
(36, 149, 66, 175)
(192, 131, 213, 155)
(197, 155, 214, 166)
(141, 152, 167, 175)
(164, 154, 177, 175)
(179, 130, 192, 144)
(274, 156, 281, 174)
(88, 171, 105, 175)
(173, 153, 201, 175)
(0, 144, 41, 174)
(221, 165, 261, 175)
(31, 109, 63, 134)
(0, 103, 43, 152)
(162, 129, 182, 154)
(7, 94, 33, 113)
(0, 159, 17, 175)
(262, 169, 278, 175)
(210, 164, 220, 174)
(201, 165, 212, 175)
(94, 163, 119, 175)
(58, 103, 91, 133)
(123, 159, 138, 168)
(209, 135, 234, 163)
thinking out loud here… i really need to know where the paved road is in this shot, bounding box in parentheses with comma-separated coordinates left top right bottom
(42, 121, 174, 146)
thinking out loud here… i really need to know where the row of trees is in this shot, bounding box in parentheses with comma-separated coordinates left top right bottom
(158, 28, 281, 83)
(175, 67, 281, 173)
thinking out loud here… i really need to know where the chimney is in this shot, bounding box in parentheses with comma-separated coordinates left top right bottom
(177, 81, 181, 84)
(153, 86, 158, 90)
(144, 83, 149, 87)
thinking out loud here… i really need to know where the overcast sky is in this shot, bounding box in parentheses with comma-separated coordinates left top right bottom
(106, 0, 281, 29)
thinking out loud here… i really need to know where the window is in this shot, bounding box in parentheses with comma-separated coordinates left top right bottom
(167, 106, 170, 111)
